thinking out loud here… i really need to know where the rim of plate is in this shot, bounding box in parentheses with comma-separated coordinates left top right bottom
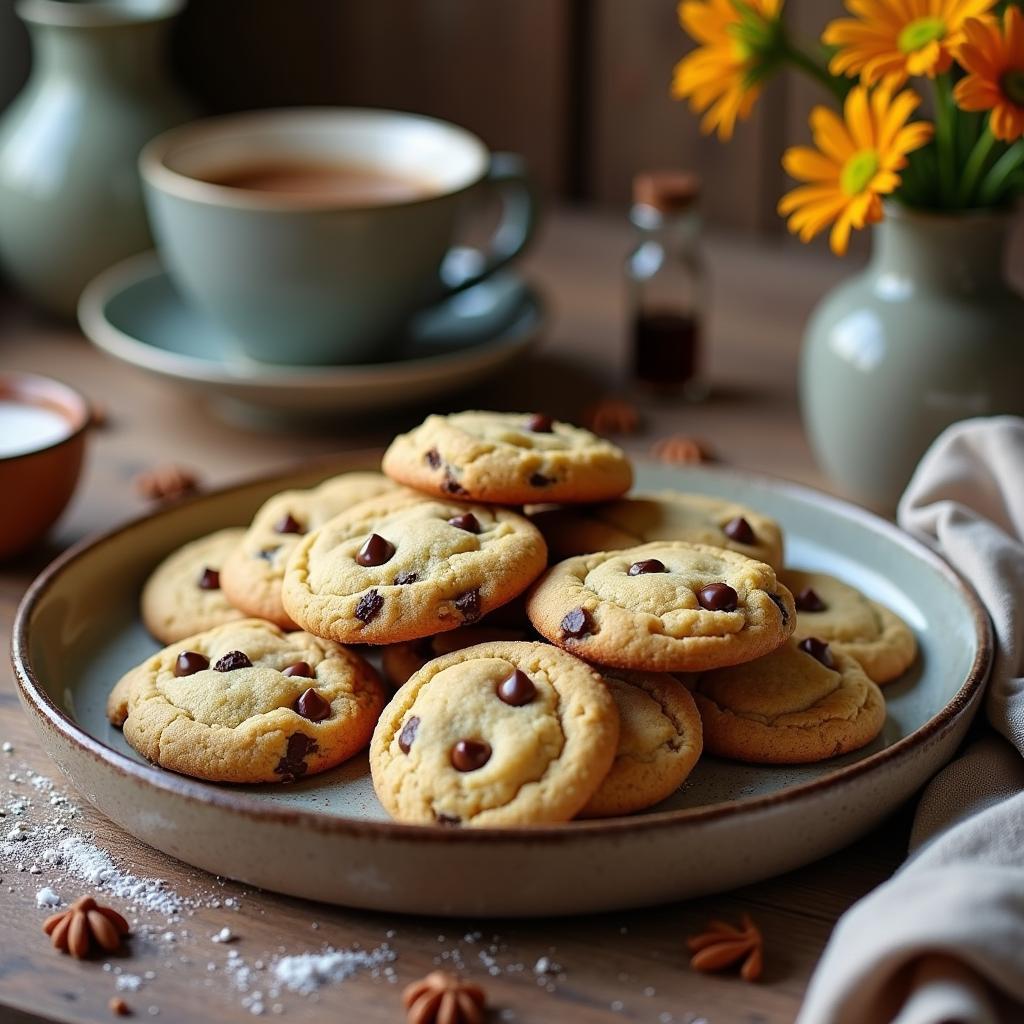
(12, 458, 993, 844)
(77, 252, 545, 390)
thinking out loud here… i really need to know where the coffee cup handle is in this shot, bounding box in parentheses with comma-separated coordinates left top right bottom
(438, 152, 539, 296)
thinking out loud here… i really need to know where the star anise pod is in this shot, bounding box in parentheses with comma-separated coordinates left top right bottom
(583, 397, 642, 436)
(687, 913, 763, 982)
(43, 895, 130, 959)
(134, 463, 201, 503)
(402, 970, 487, 1024)
(651, 434, 716, 465)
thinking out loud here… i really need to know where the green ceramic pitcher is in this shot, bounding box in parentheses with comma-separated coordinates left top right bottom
(801, 203, 1024, 511)
(0, 0, 191, 318)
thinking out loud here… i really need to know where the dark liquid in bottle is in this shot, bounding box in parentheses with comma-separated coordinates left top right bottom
(633, 311, 700, 388)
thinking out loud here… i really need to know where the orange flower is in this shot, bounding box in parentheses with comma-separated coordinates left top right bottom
(778, 83, 933, 254)
(672, 0, 784, 140)
(824, 0, 995, 87)
(954, 6, 1024, 142)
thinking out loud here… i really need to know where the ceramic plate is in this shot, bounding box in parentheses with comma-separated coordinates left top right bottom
(78, 253, 545, 424)
(12, 460, 990, 917)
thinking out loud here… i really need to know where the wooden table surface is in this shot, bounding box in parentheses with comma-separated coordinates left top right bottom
(0, 210, 913, 1024)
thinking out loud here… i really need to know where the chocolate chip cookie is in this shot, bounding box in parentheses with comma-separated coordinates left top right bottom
(141, 528, 246, 644)
(381, 625, 531, 689)
(531, 491, 784, 568)
(107, 619, 386, 784)
(782, 570, 917, 684)
(527, 541, 795, 672)
(220, 472, 398, 629)
(282, 492, 548, 645)
(381, 411, 633, 505)
(685, 636, 886, 763)
(369, 641, 619, 826)
(580, 669, 703, 818)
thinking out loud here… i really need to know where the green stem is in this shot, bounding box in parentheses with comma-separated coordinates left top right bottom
(782, 38, 849, 103)
(979, 138, 1024, 205)
(957, 127, 997, 207)
(932, 74, 956, 205)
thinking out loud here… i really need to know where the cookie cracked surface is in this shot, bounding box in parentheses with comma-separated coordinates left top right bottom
(107, 619, 386, 784)
(527, 541, 795, 672)
(141, 528, 246, 644)
(530, 491, 784, 568)
(282, 492, 548, 645)
(581, 669, 703, 818)
(220, 472, 398, 630)
(782, 569, 917, 684)
(381, 411, 633, 505)
(370, 641, 619, 826)
(684, 637, 886, 763)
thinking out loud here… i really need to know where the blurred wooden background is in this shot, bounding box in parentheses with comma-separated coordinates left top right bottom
(0, 0, 845, 231)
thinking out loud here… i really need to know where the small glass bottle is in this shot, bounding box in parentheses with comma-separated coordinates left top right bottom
(626, 172, 708, 400)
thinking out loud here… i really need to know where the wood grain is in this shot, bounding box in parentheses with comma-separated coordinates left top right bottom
(0, 211, 913, 1024)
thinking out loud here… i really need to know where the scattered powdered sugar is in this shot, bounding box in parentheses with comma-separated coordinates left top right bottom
(115, 974, 144, 992)
(39, 835, 185, 918)
(272, 945, 398, 995)
(35, 886, 60, 907)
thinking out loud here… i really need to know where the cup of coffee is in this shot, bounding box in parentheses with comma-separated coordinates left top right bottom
(139, 108, 538, 365)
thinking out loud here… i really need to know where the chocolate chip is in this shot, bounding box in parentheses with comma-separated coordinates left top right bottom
(796, 587, 827, 612)
(197, 567, 220, 590)
(398, 716, 420, 753)
(355, 589, 384, 623)
(561, 606, 595, 639)
(799, 636, 835, 668)
(525, 413, 554, 433)
(257, 546, 280, 562)
(442, 470, 467, 496)
(529, 472, 552, 487)
(697, 583, 738, 612)
(293, 687, 331, 722)
(356, 533, 395, 567)
(454, 588, 481, 623)
(435, 813, 461, 826)
(394, 571, 419, 585)
(628, 558, 666, 576)
(451, 739, 491, 772)
(447, 512, 481, 533)
(274, 513, 303, 535)
(282, 661, 313, 678)
(497, 669, 536, 706)
(723, 516, 756, 545)
(214, 650, 252, 672)
(425, 448, 441, 468)
(174, 651, 209, 676)
(769, 591, 790, 626)
(274, 732, 318, 781)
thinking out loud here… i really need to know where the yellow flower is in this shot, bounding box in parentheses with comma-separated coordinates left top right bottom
(672, 0, 784, 140)
(778, 83, 933, 254)
(954, 6, 1024, 142)
(823, 0, 995, 87)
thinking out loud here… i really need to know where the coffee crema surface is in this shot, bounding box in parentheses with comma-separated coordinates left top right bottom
(198, 161, 439, 206)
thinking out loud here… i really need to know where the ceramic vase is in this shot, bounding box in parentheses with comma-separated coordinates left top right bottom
(0, 0, 191, 318)
(801, 203, 1024, 511)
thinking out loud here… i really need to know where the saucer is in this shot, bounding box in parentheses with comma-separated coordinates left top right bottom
(78, 252, 545, 424)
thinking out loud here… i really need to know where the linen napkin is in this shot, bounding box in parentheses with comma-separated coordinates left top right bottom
(797, 415, 1024, 1024)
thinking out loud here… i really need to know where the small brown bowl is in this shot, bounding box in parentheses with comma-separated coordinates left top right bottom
(0, 372, 90, 560)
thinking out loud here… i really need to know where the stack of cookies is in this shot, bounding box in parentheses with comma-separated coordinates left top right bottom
(110, 411, 917, 828)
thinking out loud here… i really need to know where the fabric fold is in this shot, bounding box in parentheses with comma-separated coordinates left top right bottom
(798, 417, 1024, 1024)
